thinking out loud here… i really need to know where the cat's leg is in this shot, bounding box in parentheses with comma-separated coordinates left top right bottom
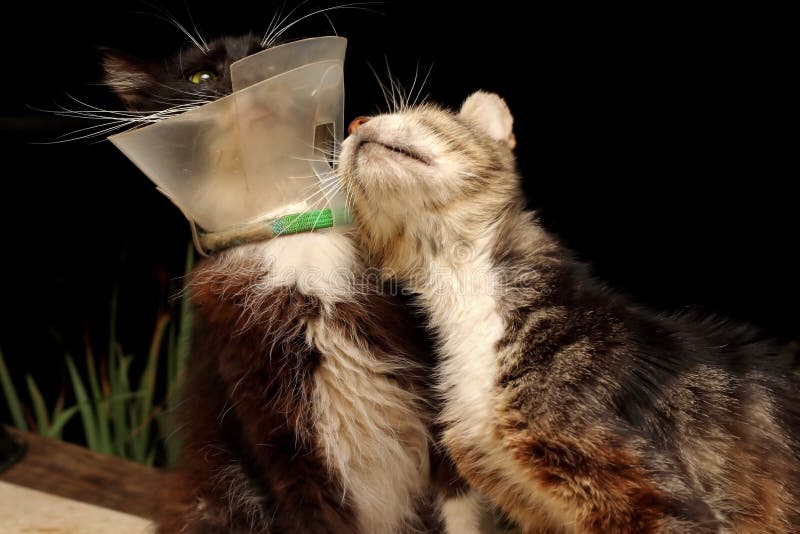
(440, 490, 486, 533)
(491, 421, 720, 534)
(432, 453, 492, 533)
(155, 462, 276, 534)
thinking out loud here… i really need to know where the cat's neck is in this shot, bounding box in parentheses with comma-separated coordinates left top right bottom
(210, 230, 361, 304)
(394, 204, 534, 289)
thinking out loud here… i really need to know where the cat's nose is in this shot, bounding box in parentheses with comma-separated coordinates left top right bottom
(348, 116, 370, 135)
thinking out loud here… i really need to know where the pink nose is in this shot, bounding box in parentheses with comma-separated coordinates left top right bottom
(348, 116, 370, 135)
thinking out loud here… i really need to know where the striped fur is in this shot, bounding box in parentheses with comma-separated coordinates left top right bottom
(339, 92, 800, 533)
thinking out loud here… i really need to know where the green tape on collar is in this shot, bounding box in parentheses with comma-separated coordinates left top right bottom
(197, 207, 351, 254)
(271, 208, 335, 235)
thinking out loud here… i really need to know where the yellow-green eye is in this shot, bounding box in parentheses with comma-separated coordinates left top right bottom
(189, 70, 216, 84)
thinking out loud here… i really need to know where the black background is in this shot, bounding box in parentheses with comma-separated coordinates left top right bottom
(0, 1, 795, 402)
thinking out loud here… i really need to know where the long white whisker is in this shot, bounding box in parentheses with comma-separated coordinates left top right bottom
(383, 57, 398, 112)
(263, 3, 378, 49)
(262, 2, 285, 47)
(368, 63, 394, 113)
(261, 0, 311, 47)
(412, 62, 434, 108)
(406, 62, 421, 112)
(184, 2, 209, 53)
(33, 121, 136, 144)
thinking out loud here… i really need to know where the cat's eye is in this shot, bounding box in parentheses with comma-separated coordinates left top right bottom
(189, 70, 217, 84)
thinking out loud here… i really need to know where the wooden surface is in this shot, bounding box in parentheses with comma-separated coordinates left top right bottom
(0, 481, 153, 533)
(0, 426, 161, 519)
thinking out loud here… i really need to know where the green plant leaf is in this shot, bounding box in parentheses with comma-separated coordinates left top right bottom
(176, 242, 194, 374)
(0, 349, 28, 431)
(25, 375, 49, 434)
(108, 286, 118, 373)
(83, 335, 111, 454)
(66, 354, 99, 451)
(134, 313, 170, 460)
(127, 404, 145, 463)
(145, 448, 156, 468)
(46, 405, 79, 439)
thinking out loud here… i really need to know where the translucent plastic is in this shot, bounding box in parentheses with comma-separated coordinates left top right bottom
(109, 36, 347, 232)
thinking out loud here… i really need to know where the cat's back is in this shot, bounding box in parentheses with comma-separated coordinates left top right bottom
(502, 241, 800, 531)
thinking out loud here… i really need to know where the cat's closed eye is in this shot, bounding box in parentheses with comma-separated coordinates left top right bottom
(189, 70, 217, 84)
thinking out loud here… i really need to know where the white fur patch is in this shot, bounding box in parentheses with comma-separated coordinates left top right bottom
(310, 323, 431, 533)
(229, 230, 359, 303)
(441, 491, 485, 534)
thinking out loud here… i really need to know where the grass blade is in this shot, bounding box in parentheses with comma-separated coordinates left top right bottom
(66, 354, 99, 451)
(0, 349, 28, 431)
(25, 375, 49, 434)
(47, 405, 79, 439)
(108, 345, 127, 457)
(84, 332, 111, 454)
(109, 286, 118, 372)
(135, 313, 169, 457)
(107, 286, 128, 457)
(176, 242, 194, 375)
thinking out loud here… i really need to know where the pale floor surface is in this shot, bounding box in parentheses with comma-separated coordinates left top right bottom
(0, 481, 154, 534)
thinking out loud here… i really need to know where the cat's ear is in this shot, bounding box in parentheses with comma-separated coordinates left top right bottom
(99, 49, 157, 110)
(459, 91, 516, 149)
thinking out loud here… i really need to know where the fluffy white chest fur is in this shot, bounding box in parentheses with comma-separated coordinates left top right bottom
(234, 231, 431, 533)
(418, 247, 504, 435)
(415, 240, 573, 532)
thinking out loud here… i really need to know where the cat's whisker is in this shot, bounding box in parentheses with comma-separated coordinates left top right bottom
(261, 2, 286, 48)
(149, 80, 224, 100)
(410, 62, 434, 109)
(321, 10, 337, 37)
(54, 95, 205, 123)
(319, 177, 344, 195)
(150, 100, 213, 111)
(285, 167, 344, 219)
(261, 0, 312, 47)
(293, 185, 334, 210)
(405, 62, 422, 112)
(285, 167, 338, 182)
(290, 155, 341, 166)
(150, 93, 216, 105)
(368, 63, 395, 115)
(262, 3, 379, 49)
(369, 60, 420, 114)
(35, 120, 140, 144)
(381, 58, 400, 113)
(142, 4, 210, 55)
(297, 141, 341, 163)
(319, 175, 342, 186)
(35, 93, 219, 143)
(185, 4, 210, 53)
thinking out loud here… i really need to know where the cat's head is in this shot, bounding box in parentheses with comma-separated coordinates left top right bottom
(339, 91, 521, 255)
(101, 33, 263, 111)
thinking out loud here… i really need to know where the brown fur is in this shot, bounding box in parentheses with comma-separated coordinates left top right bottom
(156, 263, 354, 533)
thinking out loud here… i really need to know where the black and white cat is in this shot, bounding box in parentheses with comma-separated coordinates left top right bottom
(103, 33, 464, 533)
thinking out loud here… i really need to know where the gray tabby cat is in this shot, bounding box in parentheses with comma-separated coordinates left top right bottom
(338, 91, 800, 533)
